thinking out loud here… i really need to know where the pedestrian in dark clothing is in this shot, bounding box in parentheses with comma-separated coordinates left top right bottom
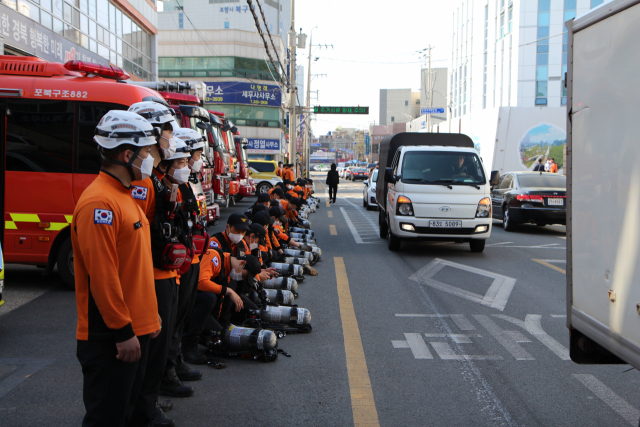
(326, 163, 339, 204)
(533, 158, 545, 171)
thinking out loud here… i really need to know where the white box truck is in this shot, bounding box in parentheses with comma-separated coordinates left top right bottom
(566, 0, 640, 366)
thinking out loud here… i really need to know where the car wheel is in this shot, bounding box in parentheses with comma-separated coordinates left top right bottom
(57, 237, 75, 290)
(503, 207, 517, 232)
(363, 196, 367, 208)
(379, 210, 388, 238)
(469, 239, 486, 253)
(257, 182, 272, 194)
(387, 221, 401, 251)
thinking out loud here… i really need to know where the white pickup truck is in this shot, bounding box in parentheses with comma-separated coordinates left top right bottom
(566, 0, 640, 367)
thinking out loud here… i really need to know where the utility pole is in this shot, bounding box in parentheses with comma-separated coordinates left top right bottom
(288, 0, 297, 177)
(304, 31, 312, 178)
(427, 44, 432, 133)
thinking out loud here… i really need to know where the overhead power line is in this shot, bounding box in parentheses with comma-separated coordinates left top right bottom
(246, 0, 287, 87)
(254, 0, 288, 80)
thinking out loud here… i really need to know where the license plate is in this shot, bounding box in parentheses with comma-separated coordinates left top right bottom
(547, 198, 564, 206)
(429, 220, 462, 228)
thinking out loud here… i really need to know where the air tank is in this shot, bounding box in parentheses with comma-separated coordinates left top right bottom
(251, 289, 295, 306)
(262, 276, 298, 292)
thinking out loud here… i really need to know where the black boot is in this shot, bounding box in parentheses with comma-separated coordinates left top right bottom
(175, 353, 202, 381)
(182, 336, 208, 365)
(152, 401, 175, 427)
(159, 366, 194, 398)
(158, 399, 173, 412)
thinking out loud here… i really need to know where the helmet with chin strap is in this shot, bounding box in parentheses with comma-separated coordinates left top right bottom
(164, 138, 191, 160)
(174, 128, 206, 151)
(128, 102, 175, 127)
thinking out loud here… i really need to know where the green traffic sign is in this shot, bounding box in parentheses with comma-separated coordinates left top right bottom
(313, 106, 369, 114)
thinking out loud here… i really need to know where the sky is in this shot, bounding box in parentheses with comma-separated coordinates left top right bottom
(294, 0, 458, 136)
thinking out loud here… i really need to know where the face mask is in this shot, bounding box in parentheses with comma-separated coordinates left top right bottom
(286, 185, 292, 190)
(190, 158, 204, 172)
(228, 231, 244, 245)
(229, 268, 243, 281)
(250, 242, 259, 250)
(274, 220, 281, 227)
(170, 166, 191, 184)
(161, 136, 177, 159)
(132, 153, 154, 180)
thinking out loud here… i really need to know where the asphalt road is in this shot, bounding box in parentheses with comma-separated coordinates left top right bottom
(1, 172, 639, 426)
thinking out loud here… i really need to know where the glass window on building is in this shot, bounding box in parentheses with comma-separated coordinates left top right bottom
(536, 0, 550, 106)
(591, 0, 604, 7)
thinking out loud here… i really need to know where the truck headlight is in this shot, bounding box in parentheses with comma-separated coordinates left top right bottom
(476, 197, 491, 218)
(397, 196, 414, 216)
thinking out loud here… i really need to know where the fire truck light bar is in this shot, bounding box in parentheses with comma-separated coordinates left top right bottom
(63, 60, 130, 80)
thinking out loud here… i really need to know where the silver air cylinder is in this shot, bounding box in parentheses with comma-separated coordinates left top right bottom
(283, 249, 313, 261)
(221, 325, 277, 351)
(260, 305, 311, 326)
(269, 262, 303, 277)
(291, 227, 314, 237)
(262, 277, 298, 292)
(284, 257, 309, 266)
(290, 233, 316, 243)
(252, 289, 295, 306)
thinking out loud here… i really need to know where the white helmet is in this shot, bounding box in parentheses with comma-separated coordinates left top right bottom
(128, 102, 175, 127)
(94, 110, 158, 149)
(165, 137, 191, 160)
(174, 128, 206, 151)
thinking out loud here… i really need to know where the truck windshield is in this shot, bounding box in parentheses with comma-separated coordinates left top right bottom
(401, 151, 486, 185)
(211, 126, 227, 152)
(517, 174, 566, 188)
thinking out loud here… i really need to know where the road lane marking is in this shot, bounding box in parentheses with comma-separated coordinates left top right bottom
(486, 242, 514, 247)
(551, 314, 567, 318)
(392, 333, 433, 359)
(341, 208, 363, 243)
(330, 224, 337, 235)
(429, 342, 503, 360)
(328, 211, 333, 218)
(326, 200, 330, 207)
(409, 259, 517, 311)
(494, 314, 570, 360)
(574, 374, 640, 426)
(334, 257, 380, 427)
(532, 259, 566, 274)
(395, 314, 476, 330)
(474, 315, 535, 360)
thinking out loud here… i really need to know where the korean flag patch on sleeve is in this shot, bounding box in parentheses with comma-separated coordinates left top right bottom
(212, 256, 220, 267)
(94, 209, 114, 225)
(210, 240, 219, 248)
(132, 186, 148, 201)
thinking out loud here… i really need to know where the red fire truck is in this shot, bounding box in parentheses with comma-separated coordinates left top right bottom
(208, 111, 241, 206)
(0, 55, 169, 288)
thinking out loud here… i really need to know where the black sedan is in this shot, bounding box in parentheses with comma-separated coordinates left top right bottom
(349, 168, 369, 181)
(491, 172, 566, 231)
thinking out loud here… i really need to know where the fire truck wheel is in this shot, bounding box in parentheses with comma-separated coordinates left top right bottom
(57, 238, 75, 290)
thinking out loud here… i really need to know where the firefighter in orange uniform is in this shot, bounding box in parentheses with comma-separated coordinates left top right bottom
(275, 161, 283, 178)
(73, 110, 160, 427)
(283, 164, 295, 181)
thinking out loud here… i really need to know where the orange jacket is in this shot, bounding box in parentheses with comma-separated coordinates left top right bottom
(275, 167, 282, 177)
(198, 249, 232, 294)
(550, 163, 558, 173)
(284, 168, 295, 181)
(73, 172, 159, 341)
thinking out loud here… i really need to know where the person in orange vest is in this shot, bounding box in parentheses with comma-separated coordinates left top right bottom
(283, 164, 295, 181)
(275, 161, 283, 178)
(550, 158, 558, 173)
(73, 110, 161, 427)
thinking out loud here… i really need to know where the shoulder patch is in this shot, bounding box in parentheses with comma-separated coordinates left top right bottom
(94, 209, 113, 225)
(212, 256, 220, 267)
(210, 241, 219, 248)
(132, 186, 148, 201)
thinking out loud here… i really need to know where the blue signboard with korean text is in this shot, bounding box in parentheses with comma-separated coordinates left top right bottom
(365, 134, 370, 155)
(421, 107, 445, 115)
(246, 138, 281, 154)
(204, 82, 282, 107)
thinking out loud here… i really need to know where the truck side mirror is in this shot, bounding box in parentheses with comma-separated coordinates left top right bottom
(490, 170, 500, 186)
(384, 167, 396, 184)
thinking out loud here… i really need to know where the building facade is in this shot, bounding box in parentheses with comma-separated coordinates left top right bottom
(449, 0, 607, 174)
(158, 0, 291, 161)
(379, 88, 420, 125)
(0, 0, 157, 79)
